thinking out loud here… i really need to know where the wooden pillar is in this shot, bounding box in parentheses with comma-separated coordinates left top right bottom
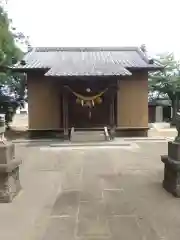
(110, 95, 115, 127)
(109, 85, 116, 138)
(63, 87, 69, 139)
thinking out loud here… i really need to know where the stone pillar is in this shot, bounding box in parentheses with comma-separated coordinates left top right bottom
(155, 106, 163, 122)
(0, 142, 22, 202)
(161, 141, 180, 197)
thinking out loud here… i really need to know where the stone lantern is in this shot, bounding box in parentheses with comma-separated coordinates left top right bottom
(161, 112, 180, 197)
(0, 114, 22, 202)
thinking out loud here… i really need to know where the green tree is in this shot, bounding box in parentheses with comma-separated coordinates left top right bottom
(0, 6, 22, 65)
(149, 53, 180, 124)
(0, 3, 27, 128)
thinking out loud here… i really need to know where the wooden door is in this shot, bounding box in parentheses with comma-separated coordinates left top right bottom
(67, 80, 111, 128)
(68, 93, 110, 128)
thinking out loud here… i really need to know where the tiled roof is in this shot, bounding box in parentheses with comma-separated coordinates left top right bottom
(45, 61, 132, 76)
(13, 47, 162, 76)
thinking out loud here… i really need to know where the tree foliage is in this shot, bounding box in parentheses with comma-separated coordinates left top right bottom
(0, 3, 27, 128)
(149, 53, 180, 122)
(0, 6, 22, 65)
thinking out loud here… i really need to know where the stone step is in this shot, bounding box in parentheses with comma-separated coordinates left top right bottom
(71, 130, 106, 142)
(72, 131, 104, 135)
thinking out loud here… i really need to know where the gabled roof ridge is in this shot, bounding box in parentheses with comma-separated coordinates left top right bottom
(34, 46, 140, 52)
(136, 48, 150, 64)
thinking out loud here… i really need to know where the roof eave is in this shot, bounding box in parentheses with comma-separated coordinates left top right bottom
(148, 67, 164, 71)
(10, 67, 50, 73)
(10, 66, 164, 74)
(127, 66, 164, 71)
(44, 74, 131, 78)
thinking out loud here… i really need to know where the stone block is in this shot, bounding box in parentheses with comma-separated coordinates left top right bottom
(168, 141, 180, 161)
(0, 164, 21, 202)
(0, 142, 15, 164)
(0, 142, 21, 203)
(161, 155, 180, 197)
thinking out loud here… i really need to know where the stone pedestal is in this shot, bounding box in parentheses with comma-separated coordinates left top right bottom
(155, 106, 163, 122)
(161, 141, 180, 197)
(0, 142, 21, 203)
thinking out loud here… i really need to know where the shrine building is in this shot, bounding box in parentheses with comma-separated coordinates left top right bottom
(13, 47, 162, 139)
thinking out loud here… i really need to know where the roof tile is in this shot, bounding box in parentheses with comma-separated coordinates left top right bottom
(45, 61, 131, 76)
(13, 47, 162, 76)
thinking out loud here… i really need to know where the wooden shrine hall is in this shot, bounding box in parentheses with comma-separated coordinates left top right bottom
(13, 47, 162, 140)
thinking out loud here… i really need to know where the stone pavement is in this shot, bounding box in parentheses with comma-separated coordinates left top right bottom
(148, 128, 177, 139)
(1, 141, 180, 240)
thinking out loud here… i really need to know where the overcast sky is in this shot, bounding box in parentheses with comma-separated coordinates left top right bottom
(6, 0, 180, 57)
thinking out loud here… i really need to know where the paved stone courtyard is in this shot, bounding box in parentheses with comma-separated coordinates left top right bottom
(0, 141, 180, 240)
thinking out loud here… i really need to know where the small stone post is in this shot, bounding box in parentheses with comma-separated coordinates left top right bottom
(0, 114, 22, 202)
(161, 112, 180, 197)
(155, 106, 163, 122)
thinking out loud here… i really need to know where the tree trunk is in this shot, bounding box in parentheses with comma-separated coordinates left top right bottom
(171, 95, 179, 126)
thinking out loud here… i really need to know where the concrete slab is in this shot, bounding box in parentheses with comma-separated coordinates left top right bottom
(108, 216, 142, 240)
(77, 218, 111, 238)
(1, 142, 180, 240)
(42, 217, 76, 240)
(51, 190, 80, 217)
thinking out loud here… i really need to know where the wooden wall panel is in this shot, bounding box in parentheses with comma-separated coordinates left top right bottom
(27, 75, 61, 130)
(117, 71, 148, 128)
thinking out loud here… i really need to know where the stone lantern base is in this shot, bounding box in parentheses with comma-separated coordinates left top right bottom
(161, 141, 180, 197)
(0, 142, 22, 203)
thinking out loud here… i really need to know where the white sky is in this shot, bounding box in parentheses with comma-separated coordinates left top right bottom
(5, 0, 180, 57)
